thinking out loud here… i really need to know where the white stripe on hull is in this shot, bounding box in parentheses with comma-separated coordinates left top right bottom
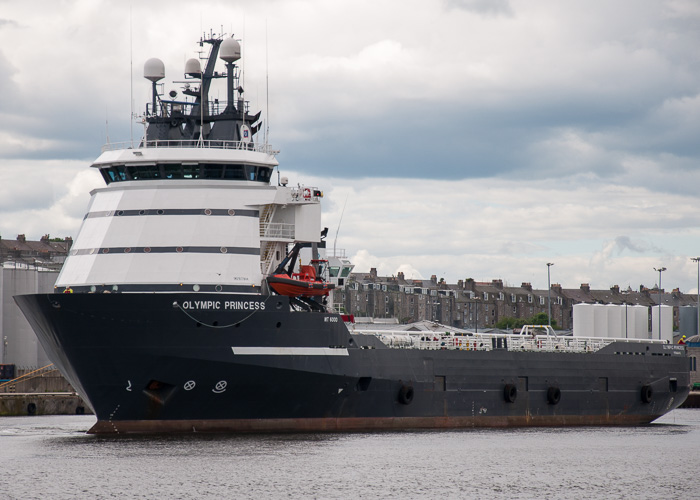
(231, 347, 349, 356)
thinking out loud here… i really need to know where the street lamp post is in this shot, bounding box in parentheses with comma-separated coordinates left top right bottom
(654, 266, 666, 340)
(546, 263, 554, 327)
(692, 257, 700, 338)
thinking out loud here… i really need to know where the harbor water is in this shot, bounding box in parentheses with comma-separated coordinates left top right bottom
(1, 409, 699, 499)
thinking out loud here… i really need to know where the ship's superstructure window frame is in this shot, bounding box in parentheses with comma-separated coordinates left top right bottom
(99, 163, 273, 184)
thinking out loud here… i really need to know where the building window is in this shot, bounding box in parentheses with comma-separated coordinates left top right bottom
(483, 292, 488, 300)
(528, 294, 532, 303)
(511, 294, 516, 302)
(539, 296, 545, 305)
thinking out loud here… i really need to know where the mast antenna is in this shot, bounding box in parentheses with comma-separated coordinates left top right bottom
(333, 195, 349, 258)
(265, 19, 270, 147)
(129, 3, 134, 147)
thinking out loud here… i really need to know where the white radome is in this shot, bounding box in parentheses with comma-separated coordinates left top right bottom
(220, 37, 241, 63)
(143, 58, 165, 82)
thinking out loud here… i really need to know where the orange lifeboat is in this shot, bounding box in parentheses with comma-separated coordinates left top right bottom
(268, 262, 335, 297)
(267, 242, 335, 297)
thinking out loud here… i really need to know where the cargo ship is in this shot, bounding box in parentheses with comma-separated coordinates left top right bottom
(15, 32, 690, 433)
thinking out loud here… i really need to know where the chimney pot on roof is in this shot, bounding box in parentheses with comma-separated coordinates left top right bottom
(17, 234, 26, 243)
(492, 279, 503, 289)
(580, 283, 590, 293)
(430, 275, 437, 285)
(610, 285, 619, 294)
(397, 271, 404, 281)
(521, 282, 532, 291)
(369, 267, 378, 279)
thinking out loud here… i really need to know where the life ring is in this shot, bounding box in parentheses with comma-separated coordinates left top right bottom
(504, 384, 517, 403)
(547, 386, 561, 405)
(398, 384, 414, 405)
(641, 385, 653, 403)
(303, 188, 311, 199)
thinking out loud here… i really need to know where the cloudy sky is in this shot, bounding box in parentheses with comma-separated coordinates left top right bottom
(1, 0, 699, 292)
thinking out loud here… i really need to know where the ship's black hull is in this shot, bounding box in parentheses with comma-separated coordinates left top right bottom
(15, 293, 690, 434)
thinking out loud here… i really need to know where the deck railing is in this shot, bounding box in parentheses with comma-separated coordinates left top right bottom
(101, 139, 277, 155)
(260, 222, 295, 240)
(354, 330, 668, 354)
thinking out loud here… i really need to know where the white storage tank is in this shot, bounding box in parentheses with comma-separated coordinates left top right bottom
(593, 304, 607, 337)
(606, 304, 622, 338)
(679, 306, 698, 338)
(651, 305, 673, 342)
(573, 303, 594, 337)
(634, 305, 650, 339)
(622, 304, 636, 339)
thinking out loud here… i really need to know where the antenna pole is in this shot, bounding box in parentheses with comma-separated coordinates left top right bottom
(129, 3, 133, 147)
(333, 195, 349, 258)
(265, 19, 269, 148)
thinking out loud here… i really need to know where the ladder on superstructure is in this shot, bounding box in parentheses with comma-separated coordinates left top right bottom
(259, 204, 277, 274)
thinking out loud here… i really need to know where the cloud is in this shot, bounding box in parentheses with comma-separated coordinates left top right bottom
(443, 0, 513, 17)
(0, 0, 699, 299)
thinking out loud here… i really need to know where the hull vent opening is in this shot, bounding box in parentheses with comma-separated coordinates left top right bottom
(356, 377, 372, 391)
(143, 380, 177, 405)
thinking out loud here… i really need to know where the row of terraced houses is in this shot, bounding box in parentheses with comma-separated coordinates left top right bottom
(336, 268, 700, 332)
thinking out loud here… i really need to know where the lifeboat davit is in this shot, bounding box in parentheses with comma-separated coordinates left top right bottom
(267, 242, 335, 297)
(268, 263, 335, 297)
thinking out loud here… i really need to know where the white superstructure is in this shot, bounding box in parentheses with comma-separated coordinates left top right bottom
(55, 33, 325, 295)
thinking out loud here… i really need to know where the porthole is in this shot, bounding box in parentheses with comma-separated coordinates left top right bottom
(220, 247, 228, 254)
(276, 301, 283, 310)
(102, 248, 109, 254)
(144, 247, 151, 253)
(117, 210, 124, 216)
(276, 322, 282, 328)
(124, 247, 131, 253)
(139, 210, 146, 215)
(90, 285, 97, 293)
(176, 247, 183, 253)
(193, 284, 200, 292)
(215, 284, 223, 292)
(157, 209, 164, 215)
(112, 285, 119, 292)
(228, 209, 236, 216)
(204, 208, 212, 216)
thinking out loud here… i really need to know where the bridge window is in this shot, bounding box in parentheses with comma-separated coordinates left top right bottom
(99, 163, 274, 185)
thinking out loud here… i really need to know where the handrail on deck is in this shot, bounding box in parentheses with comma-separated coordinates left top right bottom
(101, 139, 277, 155)
(354, 330, 669, 354)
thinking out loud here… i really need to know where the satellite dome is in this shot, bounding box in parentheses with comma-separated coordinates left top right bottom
(220, 37, 241, 63)
(144, 58, 165, 82)
(185, 58, 201, 77)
